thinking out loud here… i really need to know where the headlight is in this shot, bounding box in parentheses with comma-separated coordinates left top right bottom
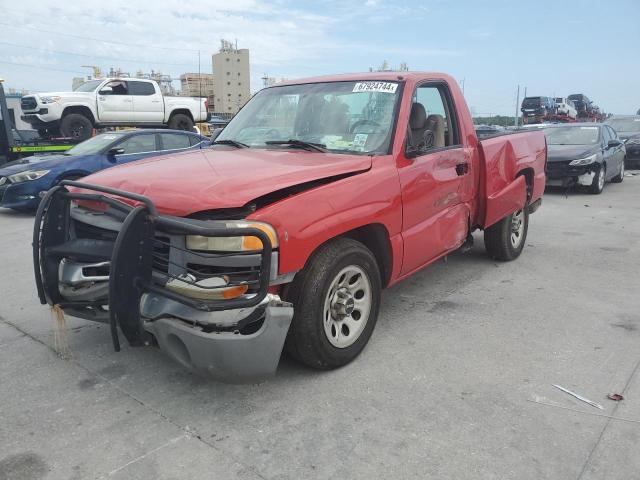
(0, 177, 6, 186)
(7, 170, 50, 183)
(186, 221, 279, 252)
(569, 154, 597, 166)
(39, 96, 61, 104)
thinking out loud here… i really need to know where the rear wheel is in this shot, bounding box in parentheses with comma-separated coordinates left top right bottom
(611, 161, 624, 183)
(588, 164, 606, 194)
(168, 113, 194, 131)
(60, 114, 93, 141)
(484, 207, 529, 261)
(284, 238, 381, 369)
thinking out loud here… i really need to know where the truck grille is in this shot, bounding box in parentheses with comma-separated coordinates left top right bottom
(73, 219, 170, 273)
(21, 96, 37, 111)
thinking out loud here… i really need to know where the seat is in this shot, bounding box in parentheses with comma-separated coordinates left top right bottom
(409, 102, 428, 149)
(425, 114, 445, 148)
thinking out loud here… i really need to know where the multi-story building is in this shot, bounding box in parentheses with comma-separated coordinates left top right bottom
(212, 40, 250, 114)
(180, 73, 215, 111)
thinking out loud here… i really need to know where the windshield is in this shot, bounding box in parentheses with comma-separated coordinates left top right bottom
(217, 80, 401, 154)
(522, 97, 542, 107)
(544, 126, 600, 145)
(65, 133, 124, 155)
(73, 80, 103, 92)
(606, 117, 640, 133)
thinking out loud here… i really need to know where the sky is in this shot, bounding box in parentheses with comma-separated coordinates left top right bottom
(1, 0, 639, 116)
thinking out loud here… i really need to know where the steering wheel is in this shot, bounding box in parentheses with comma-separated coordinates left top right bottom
(264, 129, 281, 139)
(350, 120, 380, 133)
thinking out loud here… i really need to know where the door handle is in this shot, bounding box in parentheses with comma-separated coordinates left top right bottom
(123, 99, 132, 103)
(455, 162, 469, 176)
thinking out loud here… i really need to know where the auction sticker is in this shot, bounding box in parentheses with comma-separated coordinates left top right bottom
(353, 82, 398, 94)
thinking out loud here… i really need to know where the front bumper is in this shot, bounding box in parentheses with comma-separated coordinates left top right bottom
(33, 181, 294, 382)
(545, 160, 599, 186)
(0, 179, 45, 210)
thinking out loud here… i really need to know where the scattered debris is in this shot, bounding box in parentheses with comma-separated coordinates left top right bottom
(584, 204, 590, 208)
(552, 384, 603, 410)
(607, 393, 624, 401)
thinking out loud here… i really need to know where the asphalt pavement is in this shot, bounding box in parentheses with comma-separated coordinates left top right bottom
(1, 172, 639, 480)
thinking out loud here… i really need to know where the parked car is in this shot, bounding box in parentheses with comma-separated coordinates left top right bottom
(605, 115, 640, 167)
(475, 124, 504, 138)
(544, 123, 625, 193)
(0, 129, 208, 210)
(521, 96, 556, 117)
(20, 78, 210, 141)
(555, 97, 577, 119)
(33, 72, 546, 382)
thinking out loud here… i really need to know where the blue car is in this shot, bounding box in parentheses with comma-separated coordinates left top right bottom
(0, 129, 209, 211)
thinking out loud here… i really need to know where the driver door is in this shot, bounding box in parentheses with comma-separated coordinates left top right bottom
(97, 80, 133, 123)
(396, 82, 472, 275)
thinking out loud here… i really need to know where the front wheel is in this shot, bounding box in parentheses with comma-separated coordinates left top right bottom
(60, 114, 93, 141)
(484, 207, 529, 261)
(588, 164, 606, 194)
(284, 238, 381, 370)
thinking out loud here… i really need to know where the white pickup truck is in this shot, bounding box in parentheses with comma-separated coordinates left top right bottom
(554, 97, 578, 119)
(20, 78, 209, 140)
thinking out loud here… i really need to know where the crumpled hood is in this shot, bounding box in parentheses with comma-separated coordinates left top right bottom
(0, 154, 74, 176)
(77, 148, 372, 216)
(547, 144, 599, 163)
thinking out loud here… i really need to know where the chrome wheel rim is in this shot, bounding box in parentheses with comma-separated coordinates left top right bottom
(510, 210, 525, 248)
(323, 265, 372, 348)
(598, 167, 605, 190)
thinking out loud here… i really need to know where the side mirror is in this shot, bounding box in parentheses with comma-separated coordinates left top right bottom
(107, 147, 124, 160)
(99, 86, 113, 95)
(209, 128, 224, 142)
(607, 139, 621, 148)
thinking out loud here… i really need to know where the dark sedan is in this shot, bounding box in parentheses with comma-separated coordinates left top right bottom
(605, 116, 640, 167)
(544, 123, 625, 194)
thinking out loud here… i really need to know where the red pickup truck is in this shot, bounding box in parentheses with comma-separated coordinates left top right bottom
(33, 72, 546, 382)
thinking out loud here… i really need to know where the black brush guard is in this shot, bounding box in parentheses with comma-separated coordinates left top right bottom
(33, 180, 272, 353)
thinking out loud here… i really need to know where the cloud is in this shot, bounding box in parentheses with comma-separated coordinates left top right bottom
(0, 0, 462, 93)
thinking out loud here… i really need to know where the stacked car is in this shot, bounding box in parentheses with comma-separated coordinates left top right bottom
(522, 93, 605, 124)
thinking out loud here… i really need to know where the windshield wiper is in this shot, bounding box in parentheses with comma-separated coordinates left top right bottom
(211, 139, 249, 148)
(265, 139, 326, 152)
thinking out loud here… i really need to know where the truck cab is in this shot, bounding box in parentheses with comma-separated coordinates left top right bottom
(33, 72, 546, 382)
(20, 78, 208, 141)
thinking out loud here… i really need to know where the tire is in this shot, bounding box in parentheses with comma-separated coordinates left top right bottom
(611, 160, 624, 183)
(60, 114, 93, 141)
(168, 113, 194, 131)
(484, 207, 529, 261)
(284, 237, 382, 370)
(588, 164, 606, 194)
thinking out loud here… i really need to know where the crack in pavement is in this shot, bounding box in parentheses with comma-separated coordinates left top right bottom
(576, 356, 640, 480)
(0, 315, 270, 480)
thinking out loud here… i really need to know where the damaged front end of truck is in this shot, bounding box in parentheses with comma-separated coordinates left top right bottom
(33, 180, 293, 382)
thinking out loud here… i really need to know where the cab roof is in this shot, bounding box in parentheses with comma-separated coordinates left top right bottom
(276, 71, 453, 87)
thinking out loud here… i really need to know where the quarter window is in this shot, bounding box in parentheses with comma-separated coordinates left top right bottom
(160, 133, 191, 150)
